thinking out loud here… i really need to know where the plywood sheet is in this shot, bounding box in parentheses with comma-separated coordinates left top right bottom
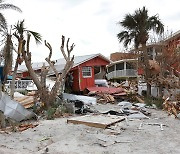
(14, 96, 34, 108)
(67, 114, 125, 129)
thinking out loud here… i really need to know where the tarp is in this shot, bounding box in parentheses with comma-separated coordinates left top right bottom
(0, 92, 35, 122)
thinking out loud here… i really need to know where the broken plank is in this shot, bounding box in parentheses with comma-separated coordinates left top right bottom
(67, 114, 125, 129)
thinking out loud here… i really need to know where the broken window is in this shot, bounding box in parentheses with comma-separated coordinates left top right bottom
(82, 66, 92, 78)
(94, 66, 101, 74)
(116, 63, 124, 70)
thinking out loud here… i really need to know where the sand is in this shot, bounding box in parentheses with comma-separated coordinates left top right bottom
(0, 103, 180, 154)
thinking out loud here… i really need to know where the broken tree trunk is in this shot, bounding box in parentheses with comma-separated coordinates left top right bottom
(142, 43, 151, 97)
(22, 35, 75, 109)
(10, 55, 19, 99)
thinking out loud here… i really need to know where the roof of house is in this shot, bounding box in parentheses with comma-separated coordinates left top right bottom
(48, 53, 111, 75)
(55, 53, 111, 67)
(107, 59, 137, 67)
(17, 53, 111, 75)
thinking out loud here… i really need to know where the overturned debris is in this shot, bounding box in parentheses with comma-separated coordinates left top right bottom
(67, 114, 125, 129)
(163, 97, 180, 118)
(18, 123, 39, 132)
(14, 96, 35, 109)
(63, 93, 96, 105)
(86, 87, 126, 104)
(0, 92, 36, 122)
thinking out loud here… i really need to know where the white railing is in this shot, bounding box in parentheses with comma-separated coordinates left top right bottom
(6, 80, 33, 90)
(107, 69, 137, 80)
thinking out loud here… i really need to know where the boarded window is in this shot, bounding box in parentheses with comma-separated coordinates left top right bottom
(116, 63, 124, 70)
(82, 67, 92, 78)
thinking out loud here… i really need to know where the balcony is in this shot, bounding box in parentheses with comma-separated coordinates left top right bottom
(106, 69, 137, 80)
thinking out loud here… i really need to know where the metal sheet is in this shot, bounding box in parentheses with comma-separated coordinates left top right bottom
(63, 93, 96, 105)
(0, 92, 35, 122)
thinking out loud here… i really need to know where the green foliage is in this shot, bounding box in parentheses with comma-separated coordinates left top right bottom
(17, 90, 28, 95)
(46, 107, 56, 120)
(13, 20, 42, 44)
(144, 96, 164, 109)
(117, 6, 164, 48)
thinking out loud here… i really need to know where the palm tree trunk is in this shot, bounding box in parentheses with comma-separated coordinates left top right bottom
(142, 44, 151, 97)
(10, 55, 19, 99)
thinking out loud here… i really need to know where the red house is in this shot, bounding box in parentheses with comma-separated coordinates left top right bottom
(63, 54, 111, 92)
(16, 54, 110, 92)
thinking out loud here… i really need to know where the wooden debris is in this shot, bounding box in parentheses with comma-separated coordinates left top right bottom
(97, 93, 115, 103)
(67, 114, 125, 129)
(135, 96, 144, 103)
(14, 96, 35, 108)
(163, 98, 180, 118)
(18, 123, 39, 132)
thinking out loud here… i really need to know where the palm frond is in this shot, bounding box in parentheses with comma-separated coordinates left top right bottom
(0, 12, 7, 31)
(117, 6, 164, 49)
(124, 38, 132, 47)
(120, 14, 137, 30)
(148, 15, 164, 34)
(13, 20, 26, 36)
(117, 31, 129, 42)
(0, 3, 22, 12)
(28, 30, 42, 44)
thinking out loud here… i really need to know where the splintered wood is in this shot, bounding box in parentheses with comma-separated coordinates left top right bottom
(97, 94, 115, 103)
(14, 96, 34, 108)
(67, 114, 125, 129)
(163, 98, 180, 118)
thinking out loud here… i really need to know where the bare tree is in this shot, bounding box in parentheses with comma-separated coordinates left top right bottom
(22, 34, 75, 109)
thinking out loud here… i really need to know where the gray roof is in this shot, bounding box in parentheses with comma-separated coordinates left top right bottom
(56, 53, 110, 67)
(17, 53, 110, 75)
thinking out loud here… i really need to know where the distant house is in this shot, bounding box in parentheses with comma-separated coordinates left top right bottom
(110, 52, 137, 62)
(137, 30, 180, 76)
(16, 53, 111, 92)
(55, 53, 111, 92)
(135, 30, 180, 97)
(106, 59, 137, 81)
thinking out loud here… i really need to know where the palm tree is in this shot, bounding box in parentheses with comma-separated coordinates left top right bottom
(0, 1, 21, 93)
(10, 20, 42, 98)
(117, 6, 164, 96)
(0, 0, 22, 31)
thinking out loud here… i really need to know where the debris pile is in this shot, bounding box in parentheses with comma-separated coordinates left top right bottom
(163, 97, 180, 118)
(86, 86, 126, 103)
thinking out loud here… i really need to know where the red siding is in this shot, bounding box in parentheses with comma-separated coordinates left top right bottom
(22, 72, 30, 78)
(79, 66, 95, 91)
(71, 56, 110, 92)
(80, 56, 109, 66)
(71, 69, 80, 91)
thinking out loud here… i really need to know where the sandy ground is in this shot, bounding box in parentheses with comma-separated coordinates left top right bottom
(0, 103, 180, 154)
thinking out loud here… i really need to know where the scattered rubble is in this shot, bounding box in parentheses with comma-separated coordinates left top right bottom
(163, 97, 180, 118)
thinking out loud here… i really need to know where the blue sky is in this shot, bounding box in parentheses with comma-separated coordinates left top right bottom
(4, 0, 180, 62)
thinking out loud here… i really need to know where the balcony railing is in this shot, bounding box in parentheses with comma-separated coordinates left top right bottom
(6, 80, 33, 90)
(106, 69, 137, 80)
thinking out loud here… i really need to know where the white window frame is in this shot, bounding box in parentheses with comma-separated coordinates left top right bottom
(82, 66, 92, 78)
